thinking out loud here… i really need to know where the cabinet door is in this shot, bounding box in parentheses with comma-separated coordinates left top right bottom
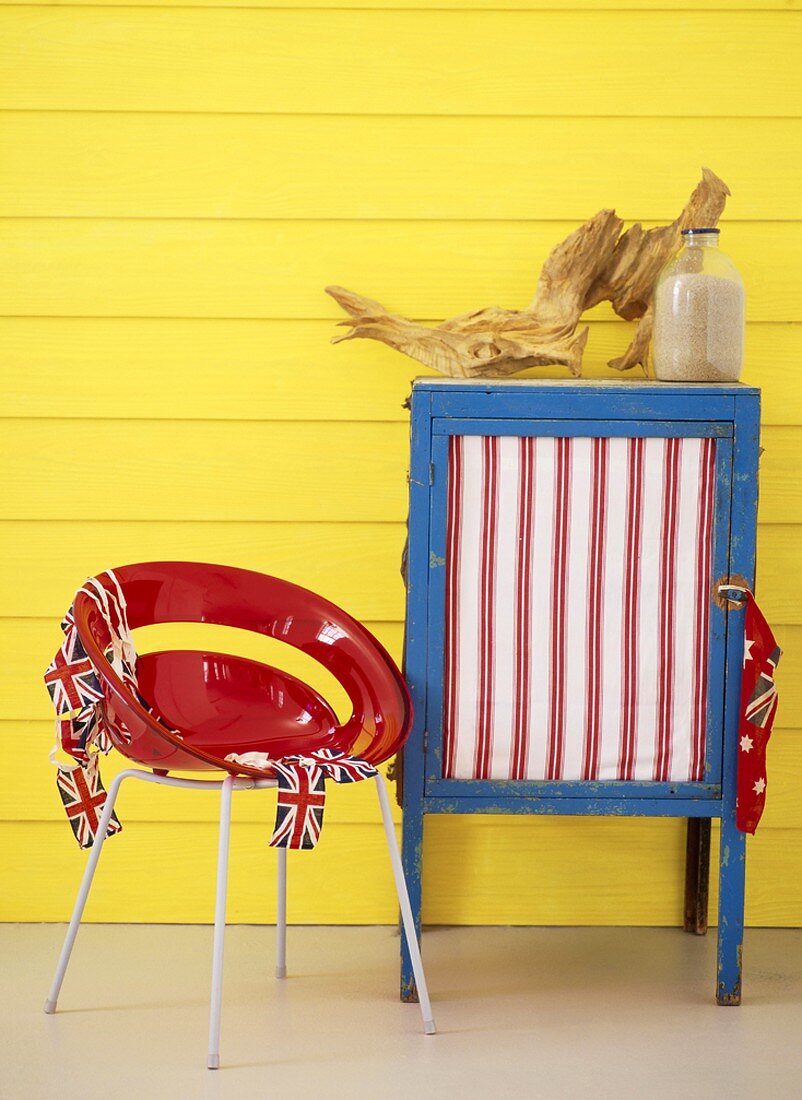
(424, 419, 732, 798)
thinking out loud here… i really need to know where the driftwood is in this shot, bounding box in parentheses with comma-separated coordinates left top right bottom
(327, 168, 730, 377)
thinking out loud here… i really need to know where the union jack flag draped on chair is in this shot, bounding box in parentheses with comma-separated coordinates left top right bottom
(45, 572, 135, 848)
(226, 748, 378, 850)
(736, 590, 782, 834)
(44, 627, 104, 719)
(269, 762, 328, 850)
(56, 754, 122, 849)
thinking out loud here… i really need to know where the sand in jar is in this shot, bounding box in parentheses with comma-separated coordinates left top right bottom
(652, 227, 745, 383)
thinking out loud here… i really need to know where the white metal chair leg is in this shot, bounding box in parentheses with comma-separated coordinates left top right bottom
(276, 846, 287, 979)
(207, 774, 234, 1070)
(43, 768, 130, 1014)
(374, 775, 436, 1035)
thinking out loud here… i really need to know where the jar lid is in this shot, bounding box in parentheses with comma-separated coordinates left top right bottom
(681, 227, 720, 236)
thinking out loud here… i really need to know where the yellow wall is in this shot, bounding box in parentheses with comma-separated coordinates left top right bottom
(2, 0, 801, 926)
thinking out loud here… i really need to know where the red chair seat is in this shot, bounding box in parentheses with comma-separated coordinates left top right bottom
(74, 562, 411, 775)
(132, 650, 342, 763)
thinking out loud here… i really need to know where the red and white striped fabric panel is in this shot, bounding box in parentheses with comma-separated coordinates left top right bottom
(443, 434, 716, 783)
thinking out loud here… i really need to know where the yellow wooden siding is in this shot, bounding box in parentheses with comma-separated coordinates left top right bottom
(3, 10, 800, 116)
(1, 1, 800, 927)
(0, 523, 409, 621)
(4, 114, 802, 221)
(3, 1, 797, 9)
(2, 221, 800, 320)
(1, 319, 800, 425)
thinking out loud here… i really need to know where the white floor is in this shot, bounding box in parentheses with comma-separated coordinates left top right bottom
(2, 925, 802, 1100)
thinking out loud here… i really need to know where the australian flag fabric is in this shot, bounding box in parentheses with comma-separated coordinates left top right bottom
(736, 590, 782, 834)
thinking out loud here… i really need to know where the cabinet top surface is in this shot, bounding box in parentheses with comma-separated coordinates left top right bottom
(412, 378, 759, 395)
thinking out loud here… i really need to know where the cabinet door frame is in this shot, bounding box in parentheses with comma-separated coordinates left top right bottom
(421, 416, 734, 808)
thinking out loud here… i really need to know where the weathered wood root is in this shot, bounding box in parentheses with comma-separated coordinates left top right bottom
(326, 168, 730, 378)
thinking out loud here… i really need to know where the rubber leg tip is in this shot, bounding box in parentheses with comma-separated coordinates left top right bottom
(275, 966, 287, 979)
(43, 999, 57, 1015)
(424, 1019, 436, 1035)
(207, 1055, 220, 1070)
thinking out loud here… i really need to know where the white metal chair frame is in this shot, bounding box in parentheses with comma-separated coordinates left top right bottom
(44, 767, 435, 1069)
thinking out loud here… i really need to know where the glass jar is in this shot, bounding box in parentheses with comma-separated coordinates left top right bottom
(652, 227, 744, 382)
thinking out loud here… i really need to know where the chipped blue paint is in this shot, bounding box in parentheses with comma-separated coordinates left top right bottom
(400, 380, 759, 1006)
(429, 778, 722, 801)
(399, 388, 432, 1003)
(715, 388, 759, 1006)
(424, 796, 722, 818)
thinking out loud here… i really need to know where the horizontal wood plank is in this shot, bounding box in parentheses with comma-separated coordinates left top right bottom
(421, 820, 802, 927)
(3, 618, 798, 724)
(2, 9, 798, 117)
(0, 521, 408, 621)
(0, 520, 798, 622)
(1, 419, 798, 523)
(1, 220, 799, 321)
(3, 113, 801, 221)
(0, 318, 798, 425)
(2, 1, 796, 9)
(0, 419, 410, 522)
(3, 818, 801, 926)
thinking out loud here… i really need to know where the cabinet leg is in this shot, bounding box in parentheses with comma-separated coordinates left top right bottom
(400, 799, 423, 1003)
(716, 812, 746, 1005)
(683, 818, 711, 935)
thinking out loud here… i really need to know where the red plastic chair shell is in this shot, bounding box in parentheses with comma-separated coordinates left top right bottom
(73, 562, 412, 777)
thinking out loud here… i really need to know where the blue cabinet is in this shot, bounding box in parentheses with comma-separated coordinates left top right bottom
(401, 380, 760, 1004)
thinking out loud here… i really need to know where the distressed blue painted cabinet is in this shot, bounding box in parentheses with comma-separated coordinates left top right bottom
(401, 379, 760, 1005)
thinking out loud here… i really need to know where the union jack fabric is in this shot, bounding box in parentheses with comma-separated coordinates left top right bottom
(45, 572, 135, 847)
(269, 762, 328, 850)
(443, 434, 716, 783)
(736, 590, 782, 834)
(56, 755, 122, 849)
(225, 748, 378, 849)
(57, 706, 99, 765)
(44, 630, 104, 717)
(301, 748, 378, 784)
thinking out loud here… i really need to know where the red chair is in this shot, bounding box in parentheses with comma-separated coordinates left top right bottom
(44, 562, 435, 1068)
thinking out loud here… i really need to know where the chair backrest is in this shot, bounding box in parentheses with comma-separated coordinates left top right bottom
(73, 561, 412, 772)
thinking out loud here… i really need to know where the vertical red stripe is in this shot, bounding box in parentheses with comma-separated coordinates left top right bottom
(619, 437, 645, 780)
(582, 436, 608, 780)
(546, 437, 572, 780)
(691, 439, 716, 780)
(474, 436, 499, 780)
(654, 438, 681, 781)
(443, 436, 463, 779)
(511, 436, 535, 780)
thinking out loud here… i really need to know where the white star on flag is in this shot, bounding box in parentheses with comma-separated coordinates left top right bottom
(753, 777, 766, 795)
(743, 638, 755, 667)
(740, 735, 754, 753)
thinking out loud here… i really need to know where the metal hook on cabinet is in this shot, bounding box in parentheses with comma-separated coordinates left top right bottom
(714, 577, 750, 610)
